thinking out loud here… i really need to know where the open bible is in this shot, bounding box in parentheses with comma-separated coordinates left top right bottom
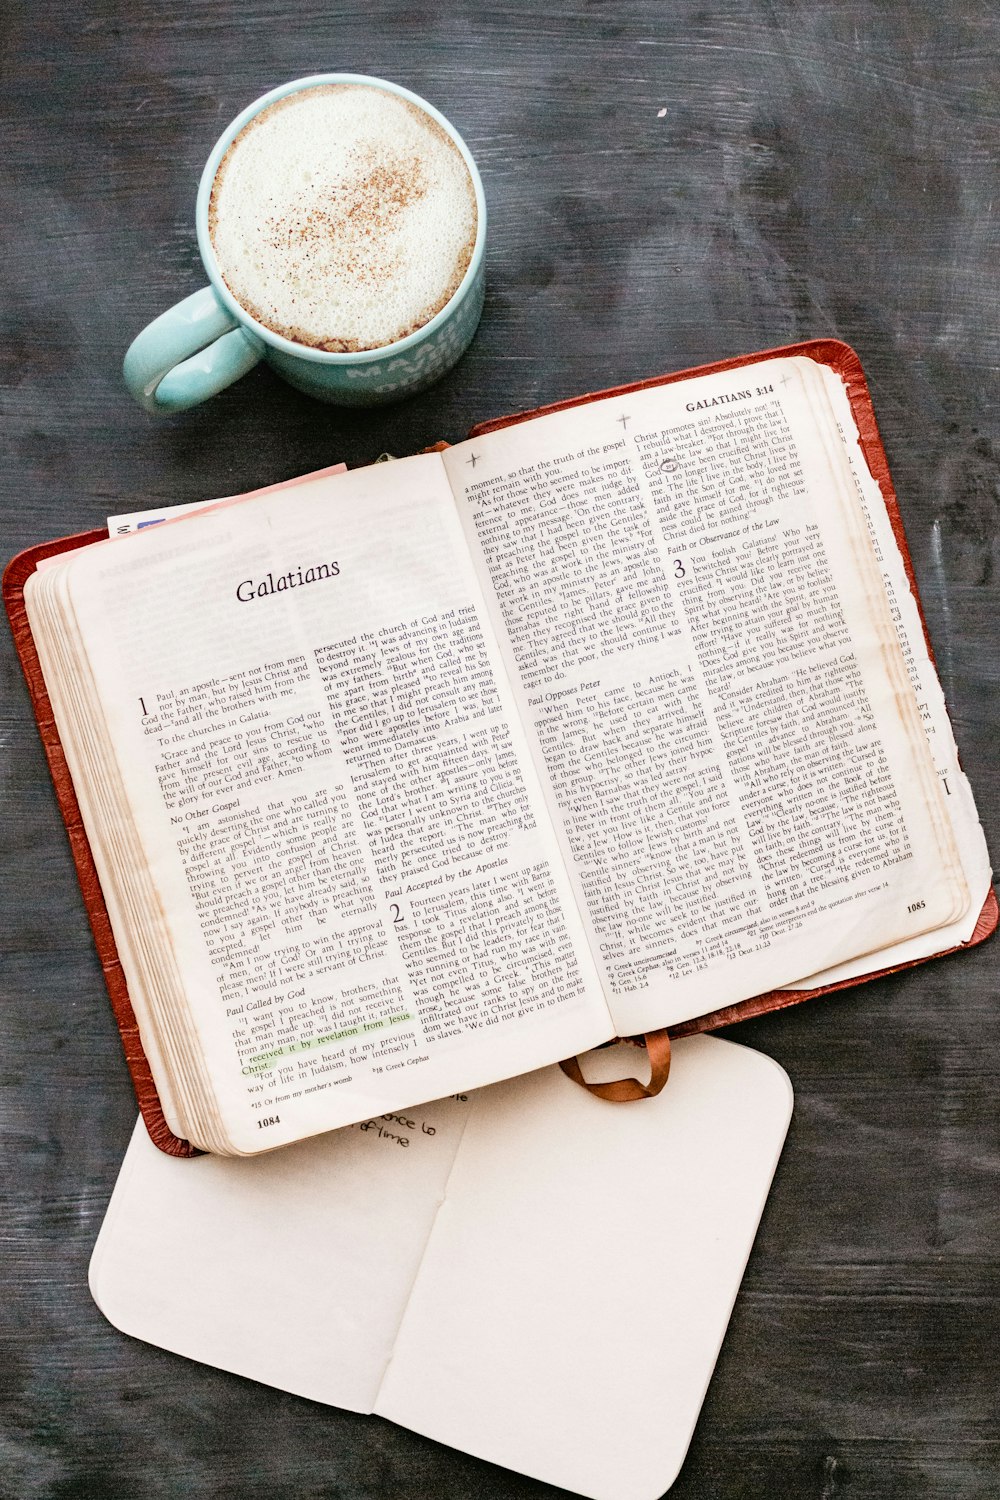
(7, 342, 993, 1156)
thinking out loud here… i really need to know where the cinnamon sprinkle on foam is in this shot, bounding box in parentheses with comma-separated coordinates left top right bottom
(208, 84, 477, 352)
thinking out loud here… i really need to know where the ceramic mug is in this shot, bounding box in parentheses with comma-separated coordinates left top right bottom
(123, 74, 487, 413)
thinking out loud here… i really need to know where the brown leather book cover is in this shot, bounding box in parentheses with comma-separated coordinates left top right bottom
(4, 340, 995, 1155)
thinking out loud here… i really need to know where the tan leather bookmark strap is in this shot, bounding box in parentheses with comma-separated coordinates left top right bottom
(558, 1029, 672, 1102)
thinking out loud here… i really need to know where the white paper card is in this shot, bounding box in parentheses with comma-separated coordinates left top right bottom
(90, 1089, 471, 1411)
(90, 1035, 792, 1498)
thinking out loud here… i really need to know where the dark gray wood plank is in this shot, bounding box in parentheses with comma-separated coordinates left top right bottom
(2, 2, 998, 1496)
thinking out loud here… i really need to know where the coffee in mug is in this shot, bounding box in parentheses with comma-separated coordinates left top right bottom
(123, 75, 486, 412)
(208, 83, 478, 354)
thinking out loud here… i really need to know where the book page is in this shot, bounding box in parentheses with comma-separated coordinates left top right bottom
(90, 1036, 793, 1500)
(51, 456, 611, 1151)
(443, 357, 970, 1033)
(782, 366, 991, 986)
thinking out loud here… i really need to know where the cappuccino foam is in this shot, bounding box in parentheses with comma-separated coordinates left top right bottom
(208, 84, 478, 352)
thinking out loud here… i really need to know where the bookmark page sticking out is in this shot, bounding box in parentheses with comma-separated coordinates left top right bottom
(105, 461, 349, 535)
(90, 1035, 792, 1499)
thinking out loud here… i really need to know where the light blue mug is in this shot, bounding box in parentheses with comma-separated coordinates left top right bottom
(123, 74, 487, 413)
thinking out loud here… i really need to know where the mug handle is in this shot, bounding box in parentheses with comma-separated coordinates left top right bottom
(123, 286, 264, 415)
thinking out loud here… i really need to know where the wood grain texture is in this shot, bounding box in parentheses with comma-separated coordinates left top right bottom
(1, 2, 997, 1497)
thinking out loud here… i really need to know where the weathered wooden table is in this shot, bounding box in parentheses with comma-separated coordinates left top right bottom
(2, 4, 997, 1496)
